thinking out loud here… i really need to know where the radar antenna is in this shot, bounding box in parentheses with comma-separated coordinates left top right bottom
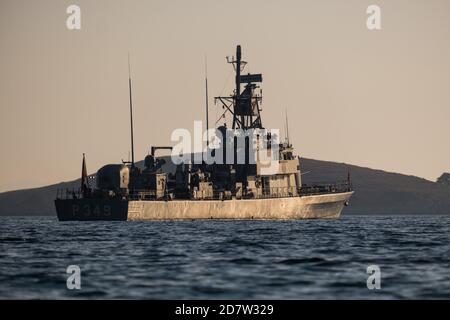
(215, 45, 263, 130)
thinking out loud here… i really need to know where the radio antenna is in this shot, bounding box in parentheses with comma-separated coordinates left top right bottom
(285, 107, 290, 146)
(128, 52, 135, 168)
(205, 54, 209, 147)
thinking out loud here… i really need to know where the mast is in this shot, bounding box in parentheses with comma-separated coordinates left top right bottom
(235, 45, 242, 128)
(128, 54, 135, 168)
(236, 45, 241, 98)
(205, 55, 209, 147)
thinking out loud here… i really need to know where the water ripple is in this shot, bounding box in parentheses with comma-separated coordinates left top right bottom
(1, 215, 450, 299)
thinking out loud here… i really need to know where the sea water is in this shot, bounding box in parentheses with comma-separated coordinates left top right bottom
(0, 215, 449, 299)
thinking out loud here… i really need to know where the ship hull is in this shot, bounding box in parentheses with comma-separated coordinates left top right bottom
(55, 192, 353, 221)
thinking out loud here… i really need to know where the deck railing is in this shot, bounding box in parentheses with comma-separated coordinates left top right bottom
(56, 188, 83, 200)
(56, 181, 352, 201)
(299, 181, 352, 196)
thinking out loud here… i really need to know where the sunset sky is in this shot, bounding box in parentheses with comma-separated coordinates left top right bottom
(1, 0, 449, 192)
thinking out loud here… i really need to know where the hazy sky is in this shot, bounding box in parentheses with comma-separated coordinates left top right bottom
(1, 0, 449, 192)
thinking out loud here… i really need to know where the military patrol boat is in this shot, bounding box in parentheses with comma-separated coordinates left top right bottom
(55, 46, 353, 221)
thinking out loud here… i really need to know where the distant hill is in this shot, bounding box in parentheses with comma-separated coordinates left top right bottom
(300, 159, 450, 215)
(1, 158, 449, 216)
